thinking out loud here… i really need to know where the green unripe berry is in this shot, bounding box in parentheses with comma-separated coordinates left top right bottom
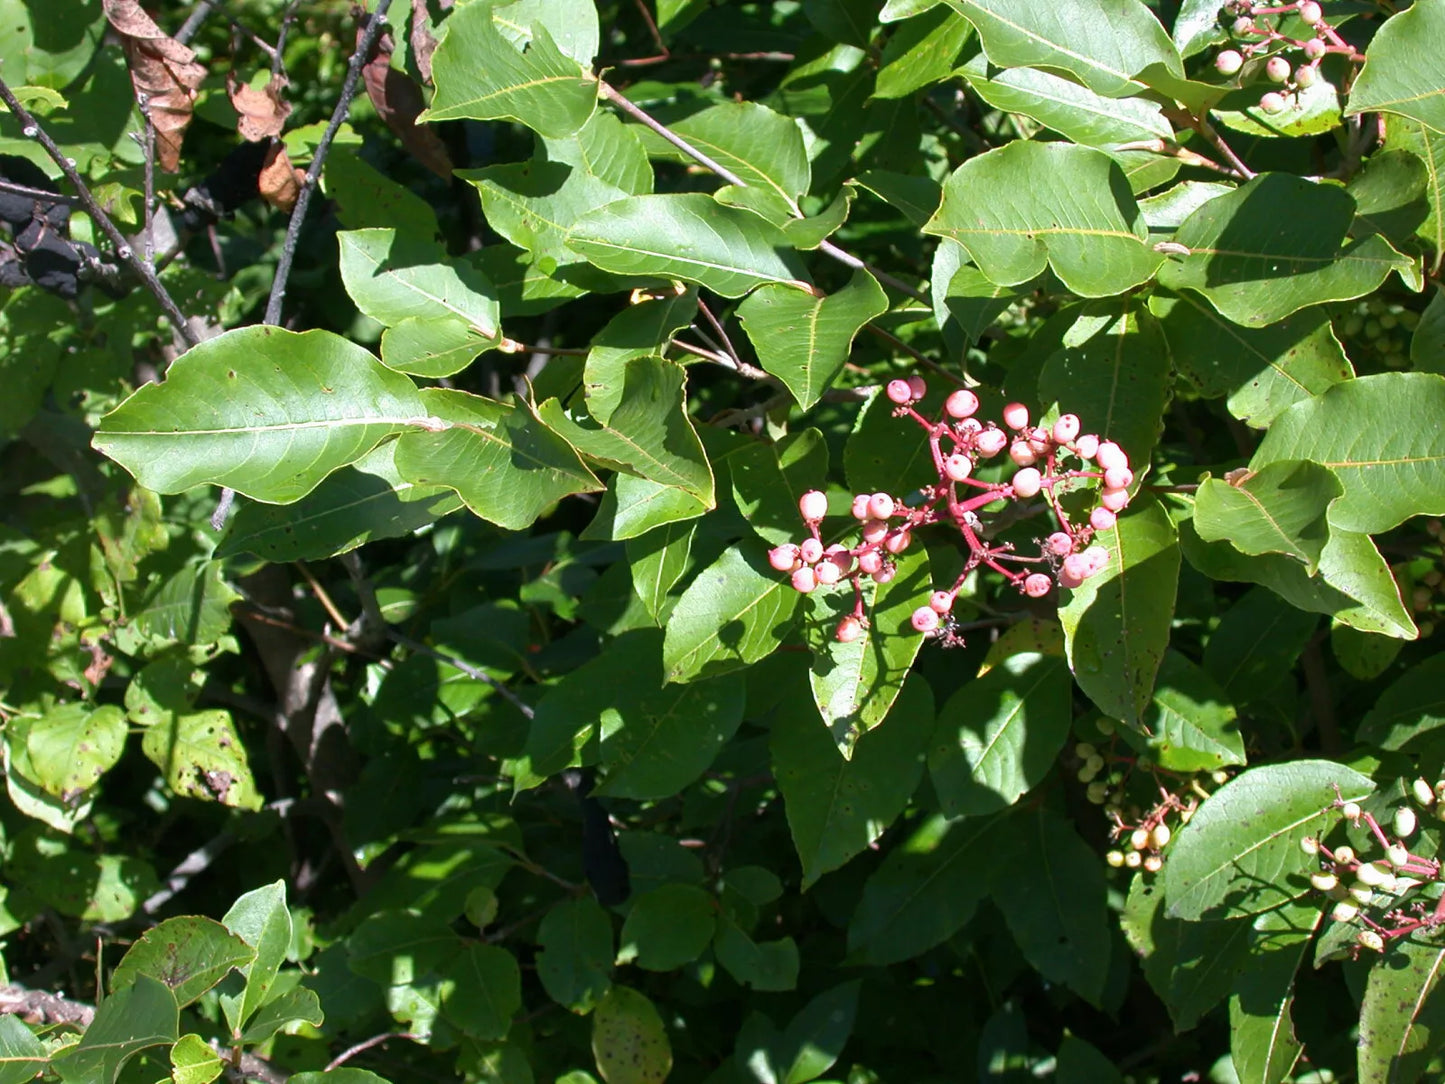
(1331, 899, 1360, 923)
(1151, 824, 1172, 849)
(1130, 827, 1151, 851)
(1301, 835, 1320, 856)
(1143, 854, 1163, 873)
(1413, 778, 1435, 807)
(1379, 312, 1398, 330)
(1342, 315, 1364, 336)
(1106, 849, 1125, 867)
(1388, 842, 1411, 868)
(1334, 845, 1356, 866)
(1124, 850, 1142, 868)
(1310, 870, 1338, 892)
(1342, 801, 1362, 821)
(1358, 929, 1385, 952)
(1096, 719, 1116, 736)
(1210, 770, 1229, 785)
(1394, 806, 1418, 838)
(1085, 754, 1106, 774)
(1075, 742, 1098, 760)
(1086, 781, 1110, 804)
(1355, 861, 1391, 888)
(1348, 884, 1374, 905)
(1265, 55, 1291, 83)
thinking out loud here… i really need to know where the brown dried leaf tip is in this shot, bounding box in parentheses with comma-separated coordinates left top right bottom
(102, 0, 207, 172)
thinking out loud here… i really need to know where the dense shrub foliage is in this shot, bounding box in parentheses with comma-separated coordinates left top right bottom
(3, 0, 1445, 1079)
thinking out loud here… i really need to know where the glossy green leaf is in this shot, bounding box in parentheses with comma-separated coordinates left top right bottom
(440, 944, 522, 1040)
(874, 5, 973, 99)
(239, 986, 324, 1046)
(489, 0, 600, 63)
(0, 1015, 47, 1084)
(1357, 653, 1445, 751)
(1059, 497, 1180, 729)
(1214, 73, 1343, 140)
(111, 916, 253, 1009)
(338, 228, 501, 342)
(662, 544, 801, 683)
(24, 702, 125, 799)
(626, 521, 695, 621)
(170, 1033, 224, 1084)
(393, 387, 602, 530)
(221, 881, 291, 1032)
(1152, 292, 1354, 429)
(738, 269, 889, 409)
(379, 317, 495, 379)
(1357, 933, 1445, 1083)
(290, 1072, 393, 1084)
(941, 0, 1181, 97)
(217, 441, 463, 562)
(714, 919, 799, 991)
(1252, 373, 1445, 535)
(772, 675, 933, 887)
(129, 561, 240, 647)
(933, 248, 1025, 346)
(925, 141, 1162, 297)
(928, 652, 1071, 816)
(1345, 0, 1445, 135)
(584, 289, 698, 424)
(1156, 174, 1419, 328)
(566, 193, 811, 297)
(93, 328, 426, 503)
(424, 1, 597, 136)
(591, 985, 672, 1084)
(1194, 460, 1342, 572)
(1141, 650, 1243, 773)
(52, 974, 178, 1084)
(1163, 760, 1374, 920)
(617, 885, 716, 971)
(855, 169, 942, 227)
(585, 472, 710, 541)
(1229, 901, 1319, 1084)
(537, 357, 713, 505)
(1349, 149, 1432, 251)
(537, 896, 614, 1013)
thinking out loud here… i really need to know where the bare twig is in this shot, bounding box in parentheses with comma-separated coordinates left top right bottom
(273, 0, 304, 78)
(0, 177, 80, 205)
(695, 296, 744, 368)
(264, 0, 394, 325)
(143, 831, 238, 914)
(386, 628, 536, 720)
(326, 1032, 420, 1071)
(0, 76, 198, 346)
(174, 0, 223, 45)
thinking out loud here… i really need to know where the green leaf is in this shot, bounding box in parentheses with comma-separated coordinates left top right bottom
(537, 357, 713, 505)
(1357, 653, 1445, 751)
(713, 918, 799, 991)
(1162, 760, 1374, 920)
(772, 674, 933, 887)
(217, 441, 463, 562)
(626, 521, 695, 621)
(0, 1014, 46, 1084)
(805, 543, 930, 755)
(1331, 622, 1405, 682)
(424, 2, 597, 136)
(591, 986, 672, 1084)
(1059, 497, 1180, 729)
(490, 0, 600, 64)
(24, 702, 126, 799)
(1229, 901, 1319, 1084)
(585, 472, 710, 541)
(110, 917, 253, 1009)
(221, 881, 292, 1032)
(1214, 72, 1344, 140)
(941, 0, 1182, 97)
(393, 387, 602, 530)
(928, 652, 1071, 816)
(989, 807, 1111, 1005)
(52, 974, 178, 1084)
(1141, 650, 1243, 773)
(566, 193, 812, 297)
(379, 318, 495, 379)
(1156, 174, 1420, 328)
(141, 710, 262, 810)
(776, 982, 860, 1084)
(737, 269, 889, 409)
(1414, 287, 1445, 372)
(537, 896, 613, 1013)
(874, 6, 973, 100)
(93, 328, 426, 503)
(170, 1033, 223, 1084)
(239, 986, 324, 1045)
(1350, 149, 1432, 251)
(924, 141, 1162, 297)
(1194, 460, 1342, 573)
(584, 289, 698, 425)
(289, 1072, 394, 1084)
(324, 147, 440, 238)
(1251, 373, 1445, 535)
(662, 545, 801, 683)
(440, 944, 522, 1041)
(1388, 120, 1445, 274)
(846, 811, 1009, 965)
(1152, 292, 1354, 429)
(933, 251, 1025, 345)
(855, 169, 942, 227)
(337, 228, 501, 342)
(130, 561, 240, 647)
(617, 884, 716, 971)
(1057, 1036, 1123, 1084)
(1036, 298, 1171, 468)
(1357, 934, 1445, 1084)
(1345, 0, 1445, 135)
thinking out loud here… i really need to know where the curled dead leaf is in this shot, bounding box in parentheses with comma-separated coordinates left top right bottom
(258, 143, 305, 212)
(359, 27, 454, 178)
(227, 73, 292, 142)
(102, 0, 206, 172)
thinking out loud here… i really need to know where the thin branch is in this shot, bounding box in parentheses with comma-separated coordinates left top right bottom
(1189, 114, 1255, 180)
(142, 831, 238, 914)
(0, 177, 80, 205)
(816, 239, 929, 303)
(695, 296, 744, 368)
(863, 323, 965, 384)
(326, 1032, 420, 1072)
(174, 0, 223, 46)
(264, 0, 394, 325)
(386, 628, 536, 720)
(273, 0, 304, 78)
(0, 76, 199, 347)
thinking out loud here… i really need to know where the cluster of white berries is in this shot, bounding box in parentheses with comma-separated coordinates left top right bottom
(1213, 0, 1345, 116)
(1306, 784, 1445, 955)
(766, 376, 1137, 643)
(1099, 763, 1229, 874)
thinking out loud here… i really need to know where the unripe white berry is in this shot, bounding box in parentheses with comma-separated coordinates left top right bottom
(1333, 845, 1355, 866)
(1355, 861, 1390, 888)
(1232, 15, 1254, 34)
(1348, 884, 1374, 905)
(1387, 843, 1411, 868)
(1143, 854, 1163, 873)
(868, 492, 895, 520)
(1052, 414, 1080, 443)
(1002, 402, 1029, 430)
(1130, 827, 1151, 851)
(886, 379, 913, 404)
(1301, 835, 1320, 856)
(799, 490, 828, 521)
(1413, 778, 1436, 807)
(945, 389, 979, 419)
(1012, 467, 1043, 498)
(1265, 55, 1290, 83)
(799, 537, 824, 564)
(1357, 929, 1385, 952)
(1210, 770, 1229, 785)
(1215, 49, 1244, 76)
(1310, 870, 1338, 892)
(1259, 91, 1288, 114)
(944, 454, 973, 482)
(791, 566, 817, 593)
(1330, 899, 1359, 923)
(1395, 806, 1418, 839)
(1124, 850, 1142, 868)
(1298, 1, 1322, 24)
(1009, 441, 1037, 467)
(1106, 849, 1125, 867)
(911, 606, 939, 633)
(1023, 573, 1052, 598)
(1342, 802, 1362, 822)
(1151, 823, 1172, 849)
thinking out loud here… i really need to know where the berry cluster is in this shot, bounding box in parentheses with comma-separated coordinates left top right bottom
(1305, 785, 1445, 955)
(767, 377, 1135, 642)
(1212, 1, 1360, 115)
(1093, 740, 1228, 875)
(1336, 298, 1420, 370)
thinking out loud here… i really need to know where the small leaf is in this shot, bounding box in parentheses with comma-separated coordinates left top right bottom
(1194, 460, 1343, 572)
(1345, 0, 1445, 134)
(662, 545, 800, 683)
(776, 981, 860, 1084)
(537, 896, 613, 1013)
(170, 1033, 223, 1084)
(24, 703, 126, 799)
(338, 228, 501, 340)
(626, 521, 695, 621)
(591, 985, 672, 1084)
(1142, 651, 1244, 773)
(440, 944, 522, 1041)
(713, 919, 799, 991)
(221, 881, 291, 1031)
(141, 709, 262, 810)
(111, 916, 253, 1008)
(584, 288, 698, 424)
(617, 885, 716, 971)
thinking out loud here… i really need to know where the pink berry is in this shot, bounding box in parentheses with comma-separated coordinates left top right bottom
(815, 560, 841, 586)
(1266, 55, 1290, 83)
(1232, 15, 1254, 34)
(1299, 0, 1322, 24)
(1027, 433, 1050, 456)
(1002, 402, 1029, 430)
(836, 615, 863, 643)
(768, 544, 800, 571)
(1259, 90, 1288, 114)
(976, 429, 1008, 456)
(1303, 36, 1326, 59)
(799, 490, 828, 521)
(886, 379, 913, 405)
(956, 417, 983, 436)
(944, 454, 973, 482)
(851, 493, 871, 520)
(1104, 466, 1133, 490)
(911, 606, 940, 633)
(945, 389, 979, 419)
(872, 563, 896, 584)
(1009, 441, 1037, 467)
(907, 375, 927, 400)
(868, 492, 895, 520)
(1095, 442, 1127, 472)
(1215, 49, 1243, 76)
(1012, 467, 1042, 498)
(885, 529, 911, 554)
(1062, 553, 1091, 583)
(1046, 531, 1073, 556)
(1024, 573, 1052, 598)
(792, 566, 817, 593)
(930, 590, 955, 614)
(1057, 565, 1085, 590)
(1082, 546, 1109, 574)
(799, 537, 824, 564)
(823, 545, 853, 575)
(1090, 507, 1117, 531)
(1100, 487, 1129, 512)
(861, 518, 888, 545)
(1295, 64, 1317, 88)
(1075, 434, 1100, 460)
(858, 551, 883, 574)
(1052, 414, 1080, 443)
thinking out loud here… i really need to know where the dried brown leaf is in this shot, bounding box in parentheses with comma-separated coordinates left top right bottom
(410, 1, 440, 84)
(103, 0, 206, 172)
(258, 144, 304, 212)
(228, 74, 292, 142)
(360, 29, 453, 178)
